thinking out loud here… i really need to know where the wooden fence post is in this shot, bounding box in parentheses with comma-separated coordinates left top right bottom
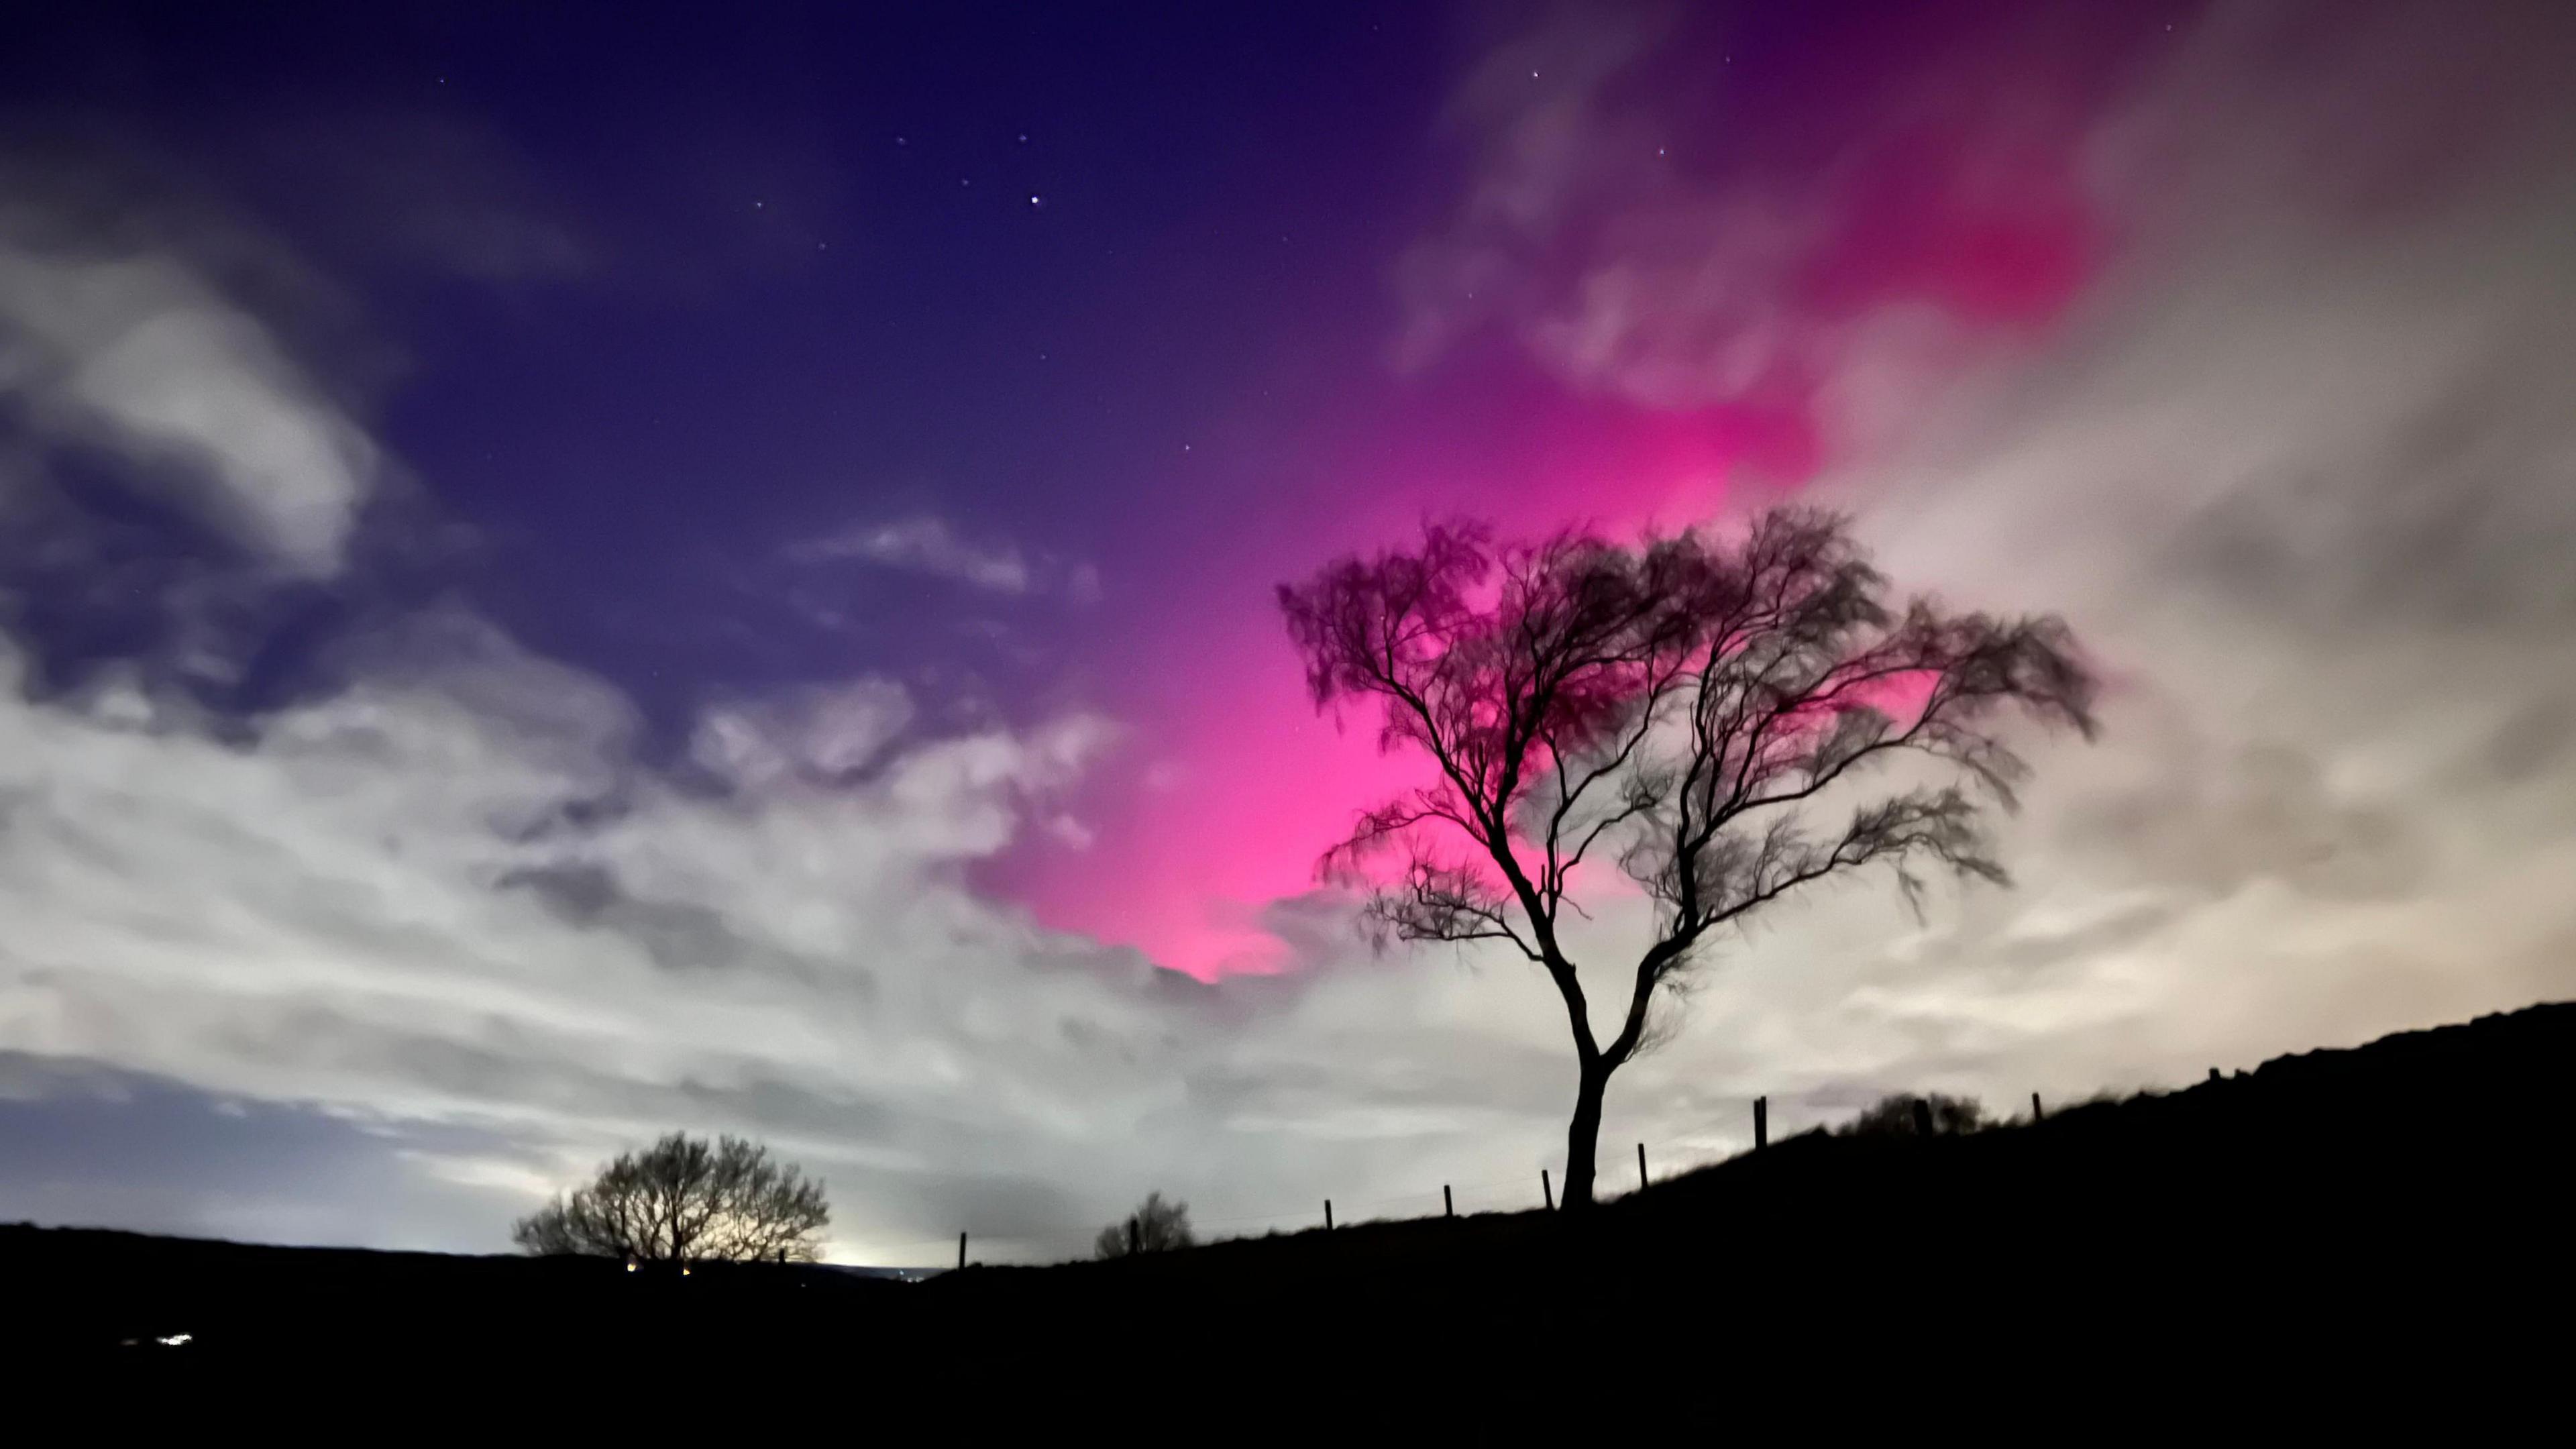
(957, 1232, 967, 1271)
(1324, 1199, 1334, 1231)
(1541, 1169, 1554, 1211)
(2031, 1091, 2045, 1122)
(1911, 1097, 1935, 1138)
(1637, 1142, 1648, 1191)
(1444, 1184, 1454, 1218)
(1754, 1095, 1768, 1150)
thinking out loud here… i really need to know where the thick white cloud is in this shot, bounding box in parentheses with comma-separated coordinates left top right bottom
(0, 608, 1618, 1256)
(0, 205, 380, 578)
(1792, 0, 2576, 1079)
(0, 615, 1157, 1254)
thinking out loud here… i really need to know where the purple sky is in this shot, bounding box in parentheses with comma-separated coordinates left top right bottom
(5, 0, 2575, 1262)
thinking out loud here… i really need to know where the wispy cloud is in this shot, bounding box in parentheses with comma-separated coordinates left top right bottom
(1395, 2, 2103, 447)
(789, 515, 1099, 602)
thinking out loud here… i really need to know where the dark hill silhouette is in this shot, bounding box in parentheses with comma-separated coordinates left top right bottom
(10, 1000, 2573, 1395)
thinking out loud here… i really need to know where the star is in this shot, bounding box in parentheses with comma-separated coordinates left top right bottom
(1029, 195, 1044, 208)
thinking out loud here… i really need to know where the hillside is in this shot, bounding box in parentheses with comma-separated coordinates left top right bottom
(10, 1000, 2573, 1375)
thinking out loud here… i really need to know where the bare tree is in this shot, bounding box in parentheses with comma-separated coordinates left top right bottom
(1094, 1191, 1195, 1259)
(513, 1132, 830, 1263)
(1279, 507, 2095, 1210)
(1840, 1092, 1993, 1137)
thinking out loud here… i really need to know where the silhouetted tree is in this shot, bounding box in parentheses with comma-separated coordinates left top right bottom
(1094, 1191, 1195, 1259)
(1839, 1092, 1992, 1137)
(1280, 507, 2095, 1210)
(513, 1132, 829, 1263)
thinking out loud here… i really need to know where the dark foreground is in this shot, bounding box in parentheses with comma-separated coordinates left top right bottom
(9, 1002, 2573, 1407)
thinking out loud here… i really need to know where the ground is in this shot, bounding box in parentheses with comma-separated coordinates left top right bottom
(9, 1001, 2570, 1413)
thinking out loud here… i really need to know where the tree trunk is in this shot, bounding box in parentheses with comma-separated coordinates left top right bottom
(1562, 1062, 1609, 1211)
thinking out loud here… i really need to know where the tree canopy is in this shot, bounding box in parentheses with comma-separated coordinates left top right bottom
(1840, 1092, 1994, 1137)
(513, 1132, 830, 1263)
(1094, 1191, 1195, 1259)
(1280, 506, 2095, 1208)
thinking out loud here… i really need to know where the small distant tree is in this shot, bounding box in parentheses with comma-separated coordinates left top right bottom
(513, 1132, 830, 1263)
(1094, 1191, 1195, 1259)
(1840, 1092, 1992, 1138)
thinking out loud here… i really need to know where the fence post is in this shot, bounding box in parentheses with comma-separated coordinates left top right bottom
(1128, 1220, 1140, 1256)
(1324, 1199, 1334, 1231)
(957, 1232, 967, 1271)
(1911, 1097, 1935, 1138)
(1541, 1169, 1554, 1212)
(2031, 1091, 2045, 1122)
(1637, 1142, 1648, 1191)
(1444, 1184, 1454, 1218)
(1755, 1095, 1768, 1150)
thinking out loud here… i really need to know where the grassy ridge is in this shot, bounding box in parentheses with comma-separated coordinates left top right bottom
(11, 1000, 2571, 1371)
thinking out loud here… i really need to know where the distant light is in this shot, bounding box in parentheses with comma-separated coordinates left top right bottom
(626, 1262, 637, 1272)
(158, 1333, 192, 1346)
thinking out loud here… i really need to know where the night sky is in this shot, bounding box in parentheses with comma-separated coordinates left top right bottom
(7, 1, 2575, 1263)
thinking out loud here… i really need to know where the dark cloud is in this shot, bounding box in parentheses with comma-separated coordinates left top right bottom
(0, 1053, 529, 1248)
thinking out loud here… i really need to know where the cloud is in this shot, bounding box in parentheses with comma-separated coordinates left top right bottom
(0, 613, 1177, 1257)
(789, 515, 1105, 605)
(1347, 0, 2576, 1187)
(9, 0, 2576, 1268)
(1397, 2, 2103, 441)
(788, 516, 1045, 596)
(0, 1053, 535, 1250)
(0, 602, 1623, 1258)
(0, 165, 382, 578)
(690, 679, 918, 786)
(1737, 0, 2576, 1102)
(244, 107, 588, 283)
